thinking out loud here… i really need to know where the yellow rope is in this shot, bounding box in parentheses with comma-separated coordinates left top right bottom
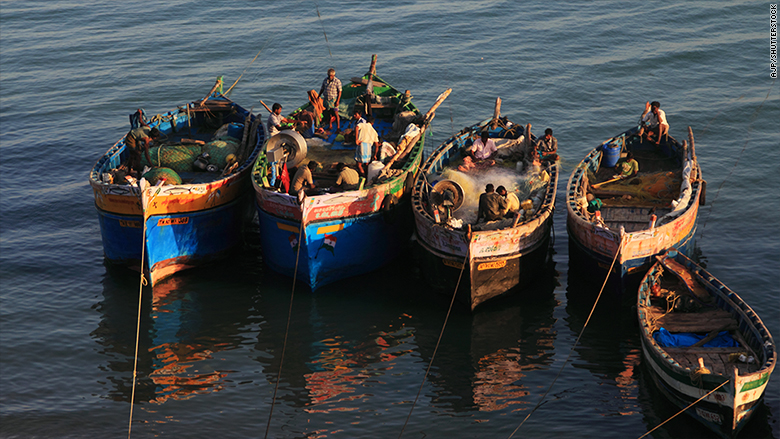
(224, 37, 274, 96)
(264, 203, 305, 439)
(398, 251, 470, 439)
(637, 380, 729, 439)
(127, 181, 162, 438)
(507, 237, 624, 439)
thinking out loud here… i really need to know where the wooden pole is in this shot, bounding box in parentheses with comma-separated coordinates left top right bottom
(199, 77, 223, 106)
(687, 126, 697, 163)
(259, 100, 273, 114)
(368, 54, 377, 76)
(491, 97, 501, 129)
(421, 88, 452, 125)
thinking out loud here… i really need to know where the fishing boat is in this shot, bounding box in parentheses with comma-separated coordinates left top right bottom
(566, 121, 705, 289)
(89, 78, 264, 286)
(411, 100, 559, 310)
(251, 55, 450, 290)
(637, 249, 775, 438)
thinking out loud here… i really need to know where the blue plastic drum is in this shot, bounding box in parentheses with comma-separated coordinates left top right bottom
(602, 141, 621, 168)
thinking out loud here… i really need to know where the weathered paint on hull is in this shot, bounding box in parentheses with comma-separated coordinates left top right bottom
(97, 194, 250, 286)
(416, 234, 550, 310)
(257, 197, 414, 290)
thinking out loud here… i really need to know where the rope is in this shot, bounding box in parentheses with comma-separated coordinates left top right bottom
(637, 379, 729, 439)
(699, 79, 776, 241)
(127, 181, 163, 439)
(224, 37, 274, 96)
(264, 215, 305, 439)
(314, 3, 333, 62)
(398, 253, 469, 439)
(507, 238, 623, 439)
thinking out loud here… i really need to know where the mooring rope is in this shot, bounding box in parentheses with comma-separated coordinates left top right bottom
(127, 180, 163, 439)
(314, 3, 334, 62)
(636, 379, 729, 439)
(224, 36, 275, 96)
(264, 214, 305, 439)
(699, 79, 776, 241)
(398, 252, 469, 439)
(507, 238, 623, 439)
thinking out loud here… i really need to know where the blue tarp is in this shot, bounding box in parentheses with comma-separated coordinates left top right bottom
(653, 327, 739, 348)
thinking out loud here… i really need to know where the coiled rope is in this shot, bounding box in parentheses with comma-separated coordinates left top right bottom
(398, 252, 470, 439)
(507, 238, 623, 439)
(264, 212, 305, 439)
(636, 379, 729, 439)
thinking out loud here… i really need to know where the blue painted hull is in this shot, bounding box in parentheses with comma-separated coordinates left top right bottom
(97, 195, 249, 283)
(257, 200, 413, 290)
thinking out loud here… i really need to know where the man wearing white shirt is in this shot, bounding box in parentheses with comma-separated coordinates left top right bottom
(639, 101, 669, 144)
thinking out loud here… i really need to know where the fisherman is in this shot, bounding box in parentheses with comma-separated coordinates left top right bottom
(333, 162, 360, 191)
(318, 68, 342, 132)
(616, 151, 639, 178)
(497, 185, 520, 218)
(477, 183, 507, 222)
(355, 114, 379, 176)
(267, 103, 294, 137)
(290, 161, 319, 195)
(123, 126, 159, 176)
(535, 128, 558, 161)
(459, 131, 497, 172)
(639, 101, 669, 144)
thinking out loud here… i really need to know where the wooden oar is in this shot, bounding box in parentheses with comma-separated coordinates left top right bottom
(592, 176, 624, 188)
(259, 100, 273, 114)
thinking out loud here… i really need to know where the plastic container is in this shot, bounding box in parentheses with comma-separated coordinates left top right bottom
(227, 122, 244, 139)
(602, 140, 622, 168)
(367, 161, 384, 182)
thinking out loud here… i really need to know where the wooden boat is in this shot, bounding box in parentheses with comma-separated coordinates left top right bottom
(566, 123, 705, 288)
(637, 249, 775, 438)
(251, 55, 450, 290)
(411, 101, 558, 310)
(89, 78, 264, 286)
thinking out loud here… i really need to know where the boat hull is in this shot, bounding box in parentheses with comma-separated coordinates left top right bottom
(97, 194, 251, 285)
(257, 193, 414, 290)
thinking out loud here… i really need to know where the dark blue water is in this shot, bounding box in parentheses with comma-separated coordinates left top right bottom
(1, 1, 777, 438)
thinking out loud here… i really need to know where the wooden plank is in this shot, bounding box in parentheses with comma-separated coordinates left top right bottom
(659, 257, 712, 302)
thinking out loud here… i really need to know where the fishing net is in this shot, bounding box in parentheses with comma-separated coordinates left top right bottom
(142, 144, 204, 173)
(596, 171, 681, 204)
(143, 167, 183, 185)
(203, 138, 240, 168)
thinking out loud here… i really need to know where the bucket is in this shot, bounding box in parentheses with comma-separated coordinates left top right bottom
(602, 140, 621, 168)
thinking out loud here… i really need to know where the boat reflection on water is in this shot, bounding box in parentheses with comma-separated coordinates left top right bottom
(92, 260, 257, 406)
(414, 258, 559, 413)
(565, 262, 643, 418)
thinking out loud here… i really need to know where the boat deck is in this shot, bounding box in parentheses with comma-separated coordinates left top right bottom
(643, 304, 759, 375)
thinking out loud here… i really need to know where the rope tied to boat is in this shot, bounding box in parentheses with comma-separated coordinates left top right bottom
(264, 217, 305, 439)
(398, 252, 469, 439)
(507, 237, 624, 439)
(637, 379, 729, 439)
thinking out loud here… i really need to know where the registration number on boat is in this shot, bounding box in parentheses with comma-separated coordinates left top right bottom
(477, 260, 506, 271)
(695, 407, 722, 425)
(157, 217, 189, 226)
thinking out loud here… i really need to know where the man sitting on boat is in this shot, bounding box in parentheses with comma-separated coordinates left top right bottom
(614, 151, 639, 179)
(535, 128, 558, 162)
(638, 101, 669, 144)
(290, 161, 319, 195)
(123, 126, 159, 176)
(459, 132, 497, 172)
(267, 103, 295, 137)
(477, 183, 507, 222)
(333, 162, 360, 191)
(497, 185, 520, 218)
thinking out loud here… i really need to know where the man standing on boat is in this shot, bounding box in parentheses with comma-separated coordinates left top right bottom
(355, 114, 379, 177)
(123, 126, 159, 176)
(639, 101, 669, 144)
(535, 128, 558, 161)
(319, 68, 342, 132)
